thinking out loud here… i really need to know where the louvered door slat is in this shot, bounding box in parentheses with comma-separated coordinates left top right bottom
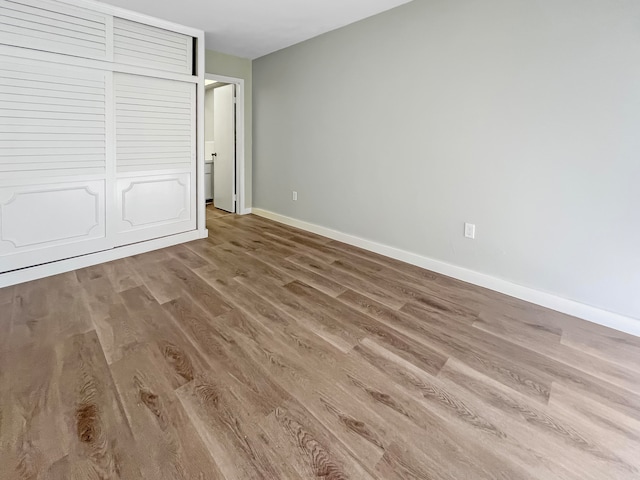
(0, 0, 109, 60)
(0, 77, 104, 95)
(0, 4, 105, 36)
(115, 74, 193, 171)
(0, 125, 104, 134)
(0, 85, 104, 101)
(115, 83, 193, 97)
(113, 17, 192, 75)
(0, 55, 106, 178)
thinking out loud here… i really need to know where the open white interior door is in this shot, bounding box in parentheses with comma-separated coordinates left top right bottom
(213, 84, 235, 213)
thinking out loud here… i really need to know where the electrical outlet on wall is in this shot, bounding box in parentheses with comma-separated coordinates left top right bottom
(292, 191, 298, 201)
(464, 223, 476, 239)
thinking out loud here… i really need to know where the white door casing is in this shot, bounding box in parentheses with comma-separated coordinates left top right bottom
(213, 83, 235, 213)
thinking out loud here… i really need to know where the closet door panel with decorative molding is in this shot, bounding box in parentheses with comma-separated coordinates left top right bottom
(0, 55, 110, 272)
(113, 73, 195, 246)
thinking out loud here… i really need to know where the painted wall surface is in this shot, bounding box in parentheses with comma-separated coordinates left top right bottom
(252, 0, 640, 320)
(205, 49, 252, 207)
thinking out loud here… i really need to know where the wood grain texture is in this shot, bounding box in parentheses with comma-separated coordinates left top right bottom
(1, 211, 639, 479)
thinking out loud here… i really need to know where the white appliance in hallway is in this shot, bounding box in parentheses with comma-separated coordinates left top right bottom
(213, 84, 236, 213)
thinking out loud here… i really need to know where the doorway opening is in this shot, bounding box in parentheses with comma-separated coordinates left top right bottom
(203, 73, 246, 224)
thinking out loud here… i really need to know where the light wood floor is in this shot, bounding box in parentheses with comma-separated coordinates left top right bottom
(1, 209, 640, 479)
(205, 203, 234, 219)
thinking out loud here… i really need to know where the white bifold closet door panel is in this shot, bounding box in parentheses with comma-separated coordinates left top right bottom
(0, 0, 111, 60)
(114, 73, 196, 246)
(114, 18, 192, 75)
(0, 54, 109, 271)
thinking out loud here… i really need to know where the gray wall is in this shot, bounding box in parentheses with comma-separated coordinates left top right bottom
(206, 49, 252, 207)
(252, 0, 640, 320)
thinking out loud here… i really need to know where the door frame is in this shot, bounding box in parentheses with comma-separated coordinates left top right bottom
(204, 73, 247, 215)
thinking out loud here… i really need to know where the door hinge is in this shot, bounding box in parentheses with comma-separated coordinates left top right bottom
(233, 194, 237, 201)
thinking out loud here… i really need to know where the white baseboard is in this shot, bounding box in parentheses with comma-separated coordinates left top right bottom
(252, 208, 640, 337)
(0, 229, 203, 289)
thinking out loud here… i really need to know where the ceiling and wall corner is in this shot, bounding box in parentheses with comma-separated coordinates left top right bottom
(96, 0, 414, 59)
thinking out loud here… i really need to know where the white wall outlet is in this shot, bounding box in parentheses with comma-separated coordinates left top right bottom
(292, 191, 298, 201)
(464, 223, 476, 239)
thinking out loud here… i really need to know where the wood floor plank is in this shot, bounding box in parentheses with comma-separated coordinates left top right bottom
(162, 296, 294, 417)
(350, 340, 586, 479)
(339, 288, 552, 403)
(74, 264, 107, 283)
(438, 358, 639, 480)
(127, 256, 183, 305)
(214, 299, 534, 480)
(101, 258, 145, 293)
(245, 247, 347, 297)
(324, 238, 511, 305)
(78, 276, 148, 365)
(194, 265, 356, 357)
(330, 256, 478, 319)
(0, 286, 14, 351)
(210, 241, 297, 284)
(9, 273, 94, 350)
(243, 224, 339, 264)
(285, 280, 448, 376)
(205, 204, 233, 220)
(402, 300, 640, 417)
(561, 324, 640, 372)
(165, 244, 213, 270)
(118, 286, 212, 390)
(244, 214, 333, 244)
(234, 271, 363, 352)
(0, 284, 14, 306)
(0, 341, 69, 478)
(258, 402, 377, 479)
(110, 345, 225, 479)
(176, 372, 299, 480)
(212, 310, 389, 470)
(474, 313, 640, 394)
(1, 212, 639, 479)
(29, 330, 141, 479)
(184, 238, 246, 273)
(287, 254, 407, 309)
(159, 258, 233, 316)
(548, 382, 640, 467)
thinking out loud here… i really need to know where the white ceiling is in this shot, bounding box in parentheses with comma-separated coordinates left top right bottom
(98, 0, 413, 59)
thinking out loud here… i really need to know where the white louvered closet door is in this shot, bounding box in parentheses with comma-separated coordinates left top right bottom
(113, 73, 196, 246)
(0, 55, 110, 271)
(0, 0, 200, 275)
